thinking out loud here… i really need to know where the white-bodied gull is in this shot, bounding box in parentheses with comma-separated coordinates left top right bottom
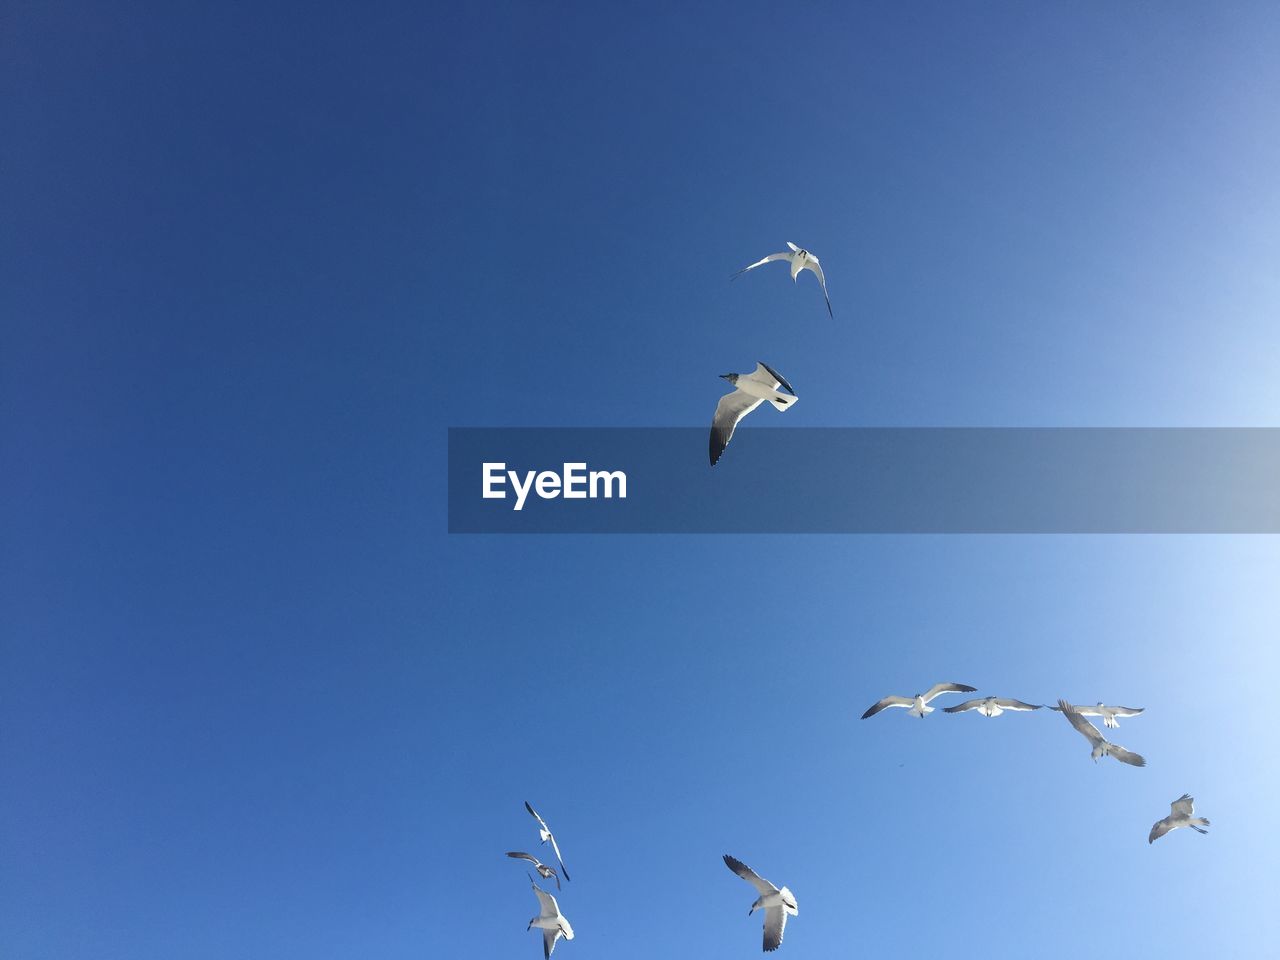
(1056, 699, 1146, 767)
(709, 361, 797, 466)
(1049, 701, 1144, 729)
(944, 696, 1042, 717)
(723, 854, 798, 953)
(1149, 794, 1210, 844)
(732, 242, 833, 318)
(507, 851, 561, 889)
(525, 801, 570, 881)
(860, 682, 978, 719)
(526, 873, 574, 958)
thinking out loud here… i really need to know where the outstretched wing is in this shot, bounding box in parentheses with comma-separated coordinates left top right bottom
(745, 361, 795, 396)
(542, 927, 560, 959)
(724, 854, 777, 896)
(861, 695, 913, 719)
(763, 905, 788, 952)
(530, 877, 559, 917)
(731, 251, 790, 279)
(1058, 700, 1105, 747)
(994, 699, 1042, 711)
(804, 258, 834, 319)
(1050, 703, 1102, 717)
(1109, 706, 1145, 718)
(710, 390, 764, 465)
(922, 682, 978, 703)
(1149, 815, 1176, 844)
(1108, 744, 1146, 767)
(1172, 794, 1194, 817)
(546, 831, 570, 881)
(507, 851, 540, 865)
(525, 801, 549, 833)
(943, 698, 984, 714)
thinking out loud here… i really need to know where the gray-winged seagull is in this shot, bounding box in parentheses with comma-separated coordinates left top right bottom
(1049, 701, 1144, 729)
(723, 854, 798, 953)
(732, 242, 833, 318)
(860, 682, 978, 719)
(507, 851, 561, 889)
(709, 362, 797, 466)
(527, 873, 574, 958)
(1056, 699, 1146, 767)
(525, 801, 570, 881)
(1149, 794, 1209, 844)
(944, 696, 1042, 717)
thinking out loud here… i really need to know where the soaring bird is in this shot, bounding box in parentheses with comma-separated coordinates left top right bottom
(526, 874, 574, 958)
(507, 851, 561, 889)
(732, 242, 833, 318)
(1049, 701, 1144, 729)
(524, 801, 570, 881)
(723, 854, 798, 953)
(1056, 699, 1146, 767)
(860, 683, 978, 719)
(1149, 794, 1210, 844)
(944, 696, 1042, 717)
(709, 362, 798, 466)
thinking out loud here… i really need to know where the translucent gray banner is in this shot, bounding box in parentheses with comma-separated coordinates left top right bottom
(447, 428, 1280, 533)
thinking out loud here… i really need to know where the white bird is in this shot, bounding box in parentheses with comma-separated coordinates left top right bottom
(944, 696, 1042, 717)
(507, 851, 561, 889)
(709, 362, 798, 466)
(860, 682, 978, 719)
(1149, 794, 1210, 844)
(732, 242, 833, 318)
(526, 873, 574, 959)
(1056, 699, 1146, 767)
(525, 801, 570, 881)
(723, 854, 798, 953)
(1049, 701, 1144, 729)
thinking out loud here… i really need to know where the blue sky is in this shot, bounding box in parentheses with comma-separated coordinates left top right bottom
(4, 2, 1280, 957)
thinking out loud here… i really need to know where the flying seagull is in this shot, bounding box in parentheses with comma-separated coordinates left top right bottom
(723, 854, 798, 953)
(732, 242, 833, 318)
(1149, 794, 1210, 844)
(507, 851, 561, 890)
(527, 873, 574, 959)
(860, 682, 978, 719)
(709, 361, 798, 466)
(1056, 699, 1146, 767)
(525, 801, 570, 881)
(1049, 702, 1144, 729)
(944, 696, 1043, 717)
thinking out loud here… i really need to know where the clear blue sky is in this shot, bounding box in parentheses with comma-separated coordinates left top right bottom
(4, 2, 1279, 957)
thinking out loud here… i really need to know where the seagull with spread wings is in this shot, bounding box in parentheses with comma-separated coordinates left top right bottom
(709, 362, 798, 466)
(524, 801, 570, 881)
(526, 873, 574, 958)
(732, 242, 833, 318)
(507, 851, 561, 889)
(1056, 699, 1146, 767)
(860, 682, 978, 719)
(1149, 794, 1210, 844)
(944, 696, 1042, 718)
(723, 854, 798, 953)
(1049, 701, 1144, 729)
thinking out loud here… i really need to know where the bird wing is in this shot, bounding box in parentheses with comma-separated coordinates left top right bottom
(861, 695, 914, 719)
(525, 801, 549, 832)
(1172, 794, 1194, 817)
(1109, 744, 1146, 767)
(786, 241, 800, 252)
(922, 682, 978, 703)
(1149, 815, 1176, 844)
(763, 905, 788, 952)
(709, 390, 764, 465)
(1109, 706, 1145, 718)
(994, 698, 1042, 711)
(1050, 703, 1102, 716)
(943, 698, 984, 714)
(804, 257, 834, 319)
(745, 361, 795, 396)
(731, 252, 790, 279)
(542, 927, 560, 959)
(723, 854, 778, 896)
(546, 831, 570, 881)
(1058, 700, 1105, 747)
(530, 878, 559, 918)
(507, 851, 540, 865)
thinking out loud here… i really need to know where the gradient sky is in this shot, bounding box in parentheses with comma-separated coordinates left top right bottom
(4, 2, 1280, 957)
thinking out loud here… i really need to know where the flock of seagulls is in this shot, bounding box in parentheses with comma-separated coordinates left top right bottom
(502, 685, 1207, 955)
(709, 240, 834, 465)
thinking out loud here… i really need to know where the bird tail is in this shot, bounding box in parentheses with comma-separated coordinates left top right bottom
(1191, 818, 1209, 832)
(768, 393, 797, 411)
